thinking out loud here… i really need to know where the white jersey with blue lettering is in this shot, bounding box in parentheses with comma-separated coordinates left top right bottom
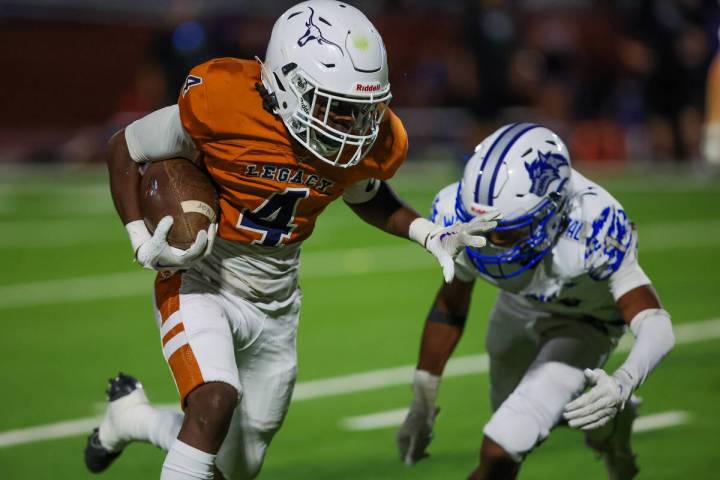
(431, 170, 651, 324)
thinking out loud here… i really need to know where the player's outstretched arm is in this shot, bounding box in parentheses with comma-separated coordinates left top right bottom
(396, 278, 474, 466)
(563, 285, 675, 430)
(345, 180, 498, 283)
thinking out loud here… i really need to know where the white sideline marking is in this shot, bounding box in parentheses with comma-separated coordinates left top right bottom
(0, 318, 716, 449)
(633, 411, 689, 433)
(339, 409, 691, 433)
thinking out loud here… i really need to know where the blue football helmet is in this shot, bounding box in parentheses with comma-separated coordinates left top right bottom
(456, 123, 571, 279)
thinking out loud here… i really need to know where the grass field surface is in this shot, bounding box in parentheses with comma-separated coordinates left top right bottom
(0, 164, 718, 479)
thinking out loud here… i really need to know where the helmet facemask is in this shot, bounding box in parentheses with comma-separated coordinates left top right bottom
(285, 69, 390, 168)
(457, 188, 569, 279)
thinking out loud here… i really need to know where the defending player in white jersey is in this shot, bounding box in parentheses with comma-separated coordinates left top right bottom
(396, 123, 675, 480)
(84, 2, 498, 479)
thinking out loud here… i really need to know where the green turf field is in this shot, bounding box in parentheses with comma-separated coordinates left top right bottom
(0, 164, 719, 479)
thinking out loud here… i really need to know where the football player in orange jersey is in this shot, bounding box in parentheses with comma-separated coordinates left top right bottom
(84, 1, 499, 479)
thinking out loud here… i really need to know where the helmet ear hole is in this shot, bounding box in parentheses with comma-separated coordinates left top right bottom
(255, 82, 279, 112)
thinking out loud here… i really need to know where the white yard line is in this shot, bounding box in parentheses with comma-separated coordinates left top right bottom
(2, 214, 720, 309)
(339, 408, 690, 432)
(341, 408, 409, 431)
(0, 219, 122, 249)
(0, 318, 716, 449)
(633, 411, 690, 433)
(1, 217, 718, 250)
(0, 245, 429, 309)
(298, 318, 720, 401)
(0, 418, 101, 448)
(0, 272, 152, 310)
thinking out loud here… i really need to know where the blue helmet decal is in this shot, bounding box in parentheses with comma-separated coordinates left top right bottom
(585, 206, 632, 280)
(297, 7, 344, 54)
(524, 151, 569, 197)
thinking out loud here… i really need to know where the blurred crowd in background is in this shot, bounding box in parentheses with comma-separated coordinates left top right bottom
(0, 0, 718, 166)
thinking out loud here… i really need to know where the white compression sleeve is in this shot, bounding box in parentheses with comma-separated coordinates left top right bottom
(342, 178, 381, 204)
(615, 308, 675, 389)
(161, 440, 216, 480)
(125, 105, 197, 163)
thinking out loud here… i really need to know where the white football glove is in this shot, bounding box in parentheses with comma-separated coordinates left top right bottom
(125, 216, 217, 273)
(563, 368, 634, 431)
(410, 204, 500, 283)
(396, 370, 441, 466)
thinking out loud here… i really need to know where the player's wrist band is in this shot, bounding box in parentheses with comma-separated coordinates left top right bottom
(409, 217, 435, 248)
(427, 304, 467, 328)
(413, 369, 441, 399)
(125, 220, 152, 258)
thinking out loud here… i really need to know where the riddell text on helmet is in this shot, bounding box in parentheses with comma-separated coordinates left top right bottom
(355, 83, 382, 92)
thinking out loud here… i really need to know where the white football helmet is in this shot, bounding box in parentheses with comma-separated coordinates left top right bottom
(260, 0, 391, 168)
(456, 123, 572, 279)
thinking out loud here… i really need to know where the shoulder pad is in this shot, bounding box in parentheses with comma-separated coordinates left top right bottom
(430, 182, 460, 226)
(360, 108, 408, 181)
(177, 58, 265, 145)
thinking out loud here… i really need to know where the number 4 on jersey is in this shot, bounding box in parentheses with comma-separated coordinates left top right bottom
(238, 188, 309, 246)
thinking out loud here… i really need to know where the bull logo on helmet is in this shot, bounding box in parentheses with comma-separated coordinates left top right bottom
(524, 151, 569, 196)
(297, 7, 343, 54)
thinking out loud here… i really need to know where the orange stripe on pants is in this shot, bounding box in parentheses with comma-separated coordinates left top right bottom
(155, 272, 182, 324)
(168, 344, 205, 404)
(162, 322, 186, 346)
(154, 272, 204, 405)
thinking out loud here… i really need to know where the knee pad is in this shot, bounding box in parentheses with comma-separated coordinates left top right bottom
(484, 362, 585, 461)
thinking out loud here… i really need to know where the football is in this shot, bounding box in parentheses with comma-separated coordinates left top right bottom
(139, 158, 219, 249)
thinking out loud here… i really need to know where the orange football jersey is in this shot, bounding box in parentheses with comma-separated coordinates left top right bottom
(177, 57, 408, 246)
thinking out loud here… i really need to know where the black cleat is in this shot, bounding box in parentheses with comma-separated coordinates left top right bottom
(106, 372, 142, 402)
(84, 428, 122, 473)
(84, 373, 143, 473)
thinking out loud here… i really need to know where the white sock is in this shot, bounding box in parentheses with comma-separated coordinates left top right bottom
(99, 396, 183, 452)
(161, 439, 216, 480)
(145, 408, 184, 451)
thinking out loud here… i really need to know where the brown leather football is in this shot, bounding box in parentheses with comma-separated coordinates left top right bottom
(139, 158, 219, 249)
